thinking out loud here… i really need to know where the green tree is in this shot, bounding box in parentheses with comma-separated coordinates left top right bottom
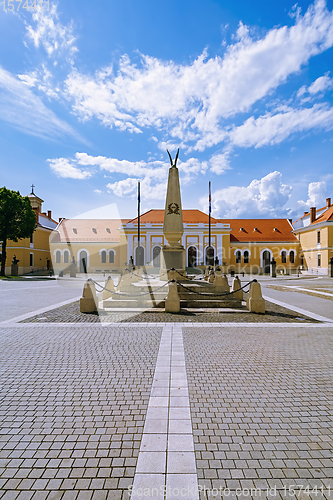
(0, 187, 37, 276)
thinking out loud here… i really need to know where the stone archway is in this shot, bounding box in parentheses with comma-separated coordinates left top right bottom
(135, 246, 144, 266)
(152, 246, 161, 268)
(188, 246, 197, 267)
(262, 250, 271, 274)
(79, 250, 88, 273)
(205, 246, 214, 266)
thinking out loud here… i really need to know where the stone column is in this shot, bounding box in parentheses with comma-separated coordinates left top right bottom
(162, 151, 185, 273)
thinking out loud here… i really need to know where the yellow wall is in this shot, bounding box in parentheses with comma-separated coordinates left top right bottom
(4, 227, 52, 275)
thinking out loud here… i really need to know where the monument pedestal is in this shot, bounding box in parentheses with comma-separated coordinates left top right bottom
(11, 263, 19, 276)
(162, 246, 185, 270)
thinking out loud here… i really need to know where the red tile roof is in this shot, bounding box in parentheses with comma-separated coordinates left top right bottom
(52, 219, 129, 242)
(128, 209, 220, 224)
(128, 210, 297, 242)
(311, 205, 333, 225)
(223, 219, 297, 242)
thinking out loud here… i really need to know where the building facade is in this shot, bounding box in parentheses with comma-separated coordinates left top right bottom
(3, 189, 57, 275)
(293, 197, 333, 275)
(51, 209, 302, 275)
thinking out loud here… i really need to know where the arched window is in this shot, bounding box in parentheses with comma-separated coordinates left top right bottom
(152, 246, 161, 268)
(281, 251, 287, 264)
(101, 251, 106, 264)
(317, 254, 321, 267)
(235, 251, 241, 264)
(300, 255, 304, 267)
(289, 251, 295, 264)
(244, 251, 249, 264)
(55, 251, 61, 264)
(64, 251, 69, 264)
(109, 251, 114, 264)
(188, 246, 197, 267)
(136, 246, 144, 266)
(205, 246, 214, 266)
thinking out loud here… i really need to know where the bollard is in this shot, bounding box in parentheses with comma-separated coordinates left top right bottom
(165, 279, 180, 313)
(214, 274, 229, 292)
(167, 268, 178, 282)
(80, 279, 98, 313)
(246, 280, 265, 314)
(102, 276, 115, 300)
(117, 269, 133, 292)
(232, 276, 243, 300)
(208, 270, 215, 283)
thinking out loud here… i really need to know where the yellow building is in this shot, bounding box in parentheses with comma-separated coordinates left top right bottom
(51, 209, 301, 275)
(50, 218, 129, 274)
(3, 188, 58, 275)
(293, 197, 333, 275)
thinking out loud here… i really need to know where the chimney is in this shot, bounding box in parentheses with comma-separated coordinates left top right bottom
(326, 197, 331, 208)
(310, 207, 316, 223)
(59, 217, 63, 223)
(304, 211, 309, 216)
(47, 210, 52, 219)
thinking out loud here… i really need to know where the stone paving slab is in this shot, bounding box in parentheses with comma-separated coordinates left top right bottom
(19, 301, 318, 324)
(0, 326, 162, 499)
(183, 326, 333, 499)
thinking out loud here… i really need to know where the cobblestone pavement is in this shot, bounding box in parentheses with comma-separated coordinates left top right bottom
(0, 325, 162, 499)
(20, 301, 317, 324)
(183, 326, 333, 499)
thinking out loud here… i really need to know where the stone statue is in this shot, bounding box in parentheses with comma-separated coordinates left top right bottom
(12, 255, 19, 265)
(167, 148, 179, 169)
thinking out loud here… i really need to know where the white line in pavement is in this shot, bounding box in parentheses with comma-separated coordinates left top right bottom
(2, 321, 333, 328)
(286, 285, 333, 297)
(263, 295, 333, 323)
(131, 324, 199, 500)
(0, 296, 81, 326)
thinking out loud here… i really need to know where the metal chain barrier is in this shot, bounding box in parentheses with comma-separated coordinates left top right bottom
(92, 279, 170, 298)
(175, 279, 256, 297)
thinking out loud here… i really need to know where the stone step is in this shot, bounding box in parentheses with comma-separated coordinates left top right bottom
(102, 298, 242, 309)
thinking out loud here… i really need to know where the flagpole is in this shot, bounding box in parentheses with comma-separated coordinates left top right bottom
(138, 181, 141, 266)
(209, 181, 211, 254)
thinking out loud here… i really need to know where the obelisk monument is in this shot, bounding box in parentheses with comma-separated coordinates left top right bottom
(162, 149, 186, 274)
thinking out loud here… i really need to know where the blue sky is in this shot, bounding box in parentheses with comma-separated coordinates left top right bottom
(1, 0, 333, 222)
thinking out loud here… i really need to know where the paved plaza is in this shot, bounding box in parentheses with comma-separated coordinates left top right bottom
(0, 276, 333, 500)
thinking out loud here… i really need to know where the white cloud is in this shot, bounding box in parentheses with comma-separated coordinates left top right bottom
(297, 180, 328, 209)
(209, 152, 231, 175)
(48, 151, 208, 196)
(63, 0, 333, 151)
(25, 4, 77, 62)
(297, 72, 333, 99)
(228, 104, 333, 148)
(0, 65, 81, 141)
(48, 158, 93, 179)
(308, 74, 333, 94)
(18, 64, 60, 99)
(201, 171, 292, 218)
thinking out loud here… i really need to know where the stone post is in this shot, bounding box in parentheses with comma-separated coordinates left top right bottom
(329, 257, 333, 278)
(165, 279, 180, 313)
(80, 279, 98, 313)
(270, 258, 276, 278)
(232, 276, 243, 300)
(214, 274, 229, 292)
(102, 276, 115, 300)
(70, 257, 76, 278)
(246, 280, 265, 314)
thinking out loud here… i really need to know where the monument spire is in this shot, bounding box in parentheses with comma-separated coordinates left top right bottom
(162, 149, 185, 273)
